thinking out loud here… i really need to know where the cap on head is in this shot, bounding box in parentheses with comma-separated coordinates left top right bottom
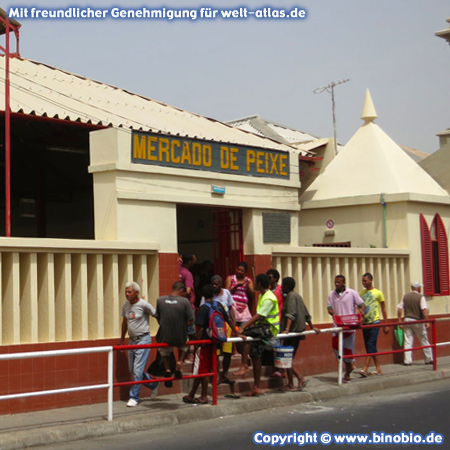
(411, 281, 423, 289)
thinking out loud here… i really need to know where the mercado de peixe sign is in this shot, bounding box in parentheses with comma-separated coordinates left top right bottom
(131, 131, 290, 180)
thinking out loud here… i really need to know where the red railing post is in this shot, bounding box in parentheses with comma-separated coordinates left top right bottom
(432, 319, 437, 371)
(212, 343, 218, 405)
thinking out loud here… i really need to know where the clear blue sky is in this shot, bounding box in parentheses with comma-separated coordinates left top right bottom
(4, 0, 450, 153)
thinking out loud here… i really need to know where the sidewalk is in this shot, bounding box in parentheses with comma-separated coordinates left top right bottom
(1, 357, 450, 450)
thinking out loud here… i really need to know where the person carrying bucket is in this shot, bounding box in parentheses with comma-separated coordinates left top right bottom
(279, 277, 320, 392)
(238, 273, 279, 397)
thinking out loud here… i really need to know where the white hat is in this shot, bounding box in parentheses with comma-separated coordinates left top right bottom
(411, 281, 423, 289)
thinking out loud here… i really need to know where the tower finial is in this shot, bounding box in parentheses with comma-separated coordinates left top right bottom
(361, 89, 378, 123)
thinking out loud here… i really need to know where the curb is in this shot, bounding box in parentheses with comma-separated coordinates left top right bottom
(1, 367, 449, 450)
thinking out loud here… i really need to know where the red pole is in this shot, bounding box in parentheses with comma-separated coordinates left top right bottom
(432, 319, 437, 371)
(5, 16, 11, 237)
(212, 343, 218, 405)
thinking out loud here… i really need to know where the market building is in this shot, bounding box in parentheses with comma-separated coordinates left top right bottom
(0, 16, 449, 414)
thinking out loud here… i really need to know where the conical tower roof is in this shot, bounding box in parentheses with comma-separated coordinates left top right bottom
(301, 90, 448, 202)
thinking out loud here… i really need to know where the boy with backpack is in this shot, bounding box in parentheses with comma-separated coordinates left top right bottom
(182, 284, 240, 405)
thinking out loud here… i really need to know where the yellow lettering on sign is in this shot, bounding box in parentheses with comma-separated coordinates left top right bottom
(221, 146, 230, 169)
(159, 138, 170, 162)
(230, 147, 239, 170)
(133, 135, 146, 159)
(203, 145, 212, 167)
(279, 154, 288, 176)
(247, 150, 256, 172)
(256, 151, 265, 173)
(181, 141, 192, 165)
(147, 136, 158, 161)
(192, 143, 202, 166)
(270, 153, 279, 174)
(171, 139, 181, 163)
(202, 144, 212, 167)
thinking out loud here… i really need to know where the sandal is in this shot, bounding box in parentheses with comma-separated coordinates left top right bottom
(370, 370, 382, 376)
(219, 377, 235, 386)
(194, 397, 208, 405)
(164, 370, 173, 388)
(247, 388, 263, 397)
(174, 369, 183, 379)
(224, 393, 240, 399)
(278, 386, 300, 392)
(359, 369, 368, 378)
(182, 395, 196, 404)
(299, 379, 309, 389)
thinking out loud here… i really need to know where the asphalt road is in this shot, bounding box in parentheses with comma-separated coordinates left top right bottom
(42, 378, 450, 449)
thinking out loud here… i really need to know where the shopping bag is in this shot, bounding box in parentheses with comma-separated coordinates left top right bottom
(394, 326, 404, 347)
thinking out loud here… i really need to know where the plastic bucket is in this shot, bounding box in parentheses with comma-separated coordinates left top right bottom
(273, 346, 294, 369)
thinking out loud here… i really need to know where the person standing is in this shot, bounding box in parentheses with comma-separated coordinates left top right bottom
(267, 268, 286, 378)
(179, 254, 196, 309)
(359, 273, 389, 376)
(397, 281, 433, 366)
(200, 275, 236, 384)
(327, 275, 365, 382)
(280, 277, 320, 391)
(120, 281, 158, 407)
(225, 261, 254, 376)
(239, 273, 279, 397)
(267, 269, 284, 317)
(155, 281, 195, 386)
(183, 284, 239, 405)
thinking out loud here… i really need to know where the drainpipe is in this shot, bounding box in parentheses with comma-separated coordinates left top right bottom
(380, 193, 387, 248)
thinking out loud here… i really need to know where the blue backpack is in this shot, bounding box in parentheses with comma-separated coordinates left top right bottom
(205, 300, 228, 343)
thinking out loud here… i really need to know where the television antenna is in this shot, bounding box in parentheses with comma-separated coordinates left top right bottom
(314, 78, 350, 155)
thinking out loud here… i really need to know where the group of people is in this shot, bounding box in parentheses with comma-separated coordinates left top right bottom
(327, 274, 433, 382)
(119, 260, 434, 407)
(120, 260, 319, 406)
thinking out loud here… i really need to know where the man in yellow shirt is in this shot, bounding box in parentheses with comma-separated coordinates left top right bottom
(239, 273, 279, 396)
(359, 273, 389, 376)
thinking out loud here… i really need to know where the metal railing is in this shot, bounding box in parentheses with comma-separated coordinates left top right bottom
(336, 318, 446, 385)
(0, 347, 114, 420)
(0, 319, 448, 421)
(112, 340, 218, 409)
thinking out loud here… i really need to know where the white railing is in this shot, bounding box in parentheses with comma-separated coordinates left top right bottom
(435, 317, 450, 347)
(1, 319, 447, 422)
(0, 346, 114, 421)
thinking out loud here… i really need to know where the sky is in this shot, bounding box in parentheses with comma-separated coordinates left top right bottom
(3, 0, 450, 154)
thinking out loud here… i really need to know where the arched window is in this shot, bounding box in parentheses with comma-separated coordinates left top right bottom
(420, 213, 449, 296)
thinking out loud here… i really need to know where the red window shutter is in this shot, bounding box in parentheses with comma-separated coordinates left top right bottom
(420, 214, 434, 295)
(434, 214, 450, 295)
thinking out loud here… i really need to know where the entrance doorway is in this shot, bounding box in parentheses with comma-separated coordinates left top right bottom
(176, 205, 243, 283)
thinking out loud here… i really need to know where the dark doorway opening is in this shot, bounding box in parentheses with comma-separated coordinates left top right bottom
(176, 205, 243, 299)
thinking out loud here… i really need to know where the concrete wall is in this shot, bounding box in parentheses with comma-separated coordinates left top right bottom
(89, 128, 301, 256)
(299, 198, 409, 249)
(299, 194, 450, 315)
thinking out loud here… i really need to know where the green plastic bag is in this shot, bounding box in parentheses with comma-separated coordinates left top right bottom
(394, 326, 404, 347)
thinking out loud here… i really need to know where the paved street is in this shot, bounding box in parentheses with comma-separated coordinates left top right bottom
(41, 378, 450, 450)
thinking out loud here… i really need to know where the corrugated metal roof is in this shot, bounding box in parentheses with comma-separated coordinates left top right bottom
(228, 115, 319, 145)
(0, 55, 302, 153)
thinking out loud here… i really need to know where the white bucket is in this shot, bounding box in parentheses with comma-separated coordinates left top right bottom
(273, 346, 294, 369)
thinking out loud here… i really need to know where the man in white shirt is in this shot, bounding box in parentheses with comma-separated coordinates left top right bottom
(120, 281, 158, 407)
(397, 281, 433, 366)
